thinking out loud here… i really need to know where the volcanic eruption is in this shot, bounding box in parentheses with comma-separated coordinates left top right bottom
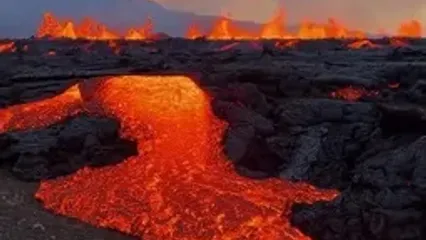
(35, 9, 423, 41)
(1, 3, 426, 240)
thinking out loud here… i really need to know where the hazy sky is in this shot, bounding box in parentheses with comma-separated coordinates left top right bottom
(154, 0, 426, 32)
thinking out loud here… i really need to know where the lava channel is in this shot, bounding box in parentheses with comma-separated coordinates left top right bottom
(0, 75, 338, 240)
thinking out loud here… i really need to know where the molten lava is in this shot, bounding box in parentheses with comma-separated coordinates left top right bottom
(36, 9, 424, 40)
(347, 39, 381, 49)
(0, 42, 16, 53)
(37, 12, 147, 40)
(0, 76, 337, 239)
(0, 85, 82, 132)
(331, 86, 378, 101)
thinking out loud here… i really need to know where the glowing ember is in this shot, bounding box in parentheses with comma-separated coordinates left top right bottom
(275, 40, 299, 49)
(347, 39, 380, 49)
(46, 50, 56, 56)
(37, 10, 424, 40)
(388, 82, 400, 89)
(331, 86, 378, 101)
(0, 42, 16, 53)
(0, 76, 337, 239)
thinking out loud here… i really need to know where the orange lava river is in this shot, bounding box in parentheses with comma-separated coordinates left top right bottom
(0, 76, 338, 240)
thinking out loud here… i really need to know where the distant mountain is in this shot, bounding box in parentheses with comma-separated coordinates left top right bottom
(0, 0, 262, 38)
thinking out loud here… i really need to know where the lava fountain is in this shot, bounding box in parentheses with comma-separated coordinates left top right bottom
(0, 76, 337, 239)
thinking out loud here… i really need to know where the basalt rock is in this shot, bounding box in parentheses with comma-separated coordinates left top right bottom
(0, 114, 138, 181)
(211, 76, 426, 240)
(291, 136, 426, 240)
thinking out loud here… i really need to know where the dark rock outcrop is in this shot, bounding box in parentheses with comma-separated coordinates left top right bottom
(0, 114, 137, 181)
(211, 73, 426, 240)
(291, 136, 426, 240)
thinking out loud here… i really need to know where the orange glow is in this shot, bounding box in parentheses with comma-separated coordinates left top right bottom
(397, 20, 422, 38)
(37, 12, 139, 40)
(0, 85, 82, 132)
(37, 10, 424, 41)
(47, 50, 56, 56)
(331, 86, 378, 101)
(0, 42, 16, 53)
(347, 39, 381, 49)
(206, 16, 255, 40)
(0, 76, 337, 239)
(260, 9, 290, 39)
(185, 23, 203, 39)
(275, 39, 299, 49)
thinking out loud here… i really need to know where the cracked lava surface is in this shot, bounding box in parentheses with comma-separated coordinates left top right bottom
(0, 75, 338, 240)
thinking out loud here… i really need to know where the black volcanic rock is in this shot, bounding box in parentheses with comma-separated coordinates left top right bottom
(210, 72, 426, 239)
(291, 136, 426, 240)
(0, 114, 137, 181)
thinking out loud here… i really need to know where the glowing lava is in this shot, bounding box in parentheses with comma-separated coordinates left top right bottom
(347, 39, 381, 49)
(36, 9, 423, 40)
(0, 76, 337, 239)
(331, 86, 378, 101)
(0, 42, 16, 53)
(0, 84, 82, 132)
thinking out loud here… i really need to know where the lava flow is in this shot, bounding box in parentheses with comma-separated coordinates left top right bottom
(0, 42, 16, 53)
(0, 76, 337, 239)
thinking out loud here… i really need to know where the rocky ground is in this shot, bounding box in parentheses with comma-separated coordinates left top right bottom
(1, 37, 426, 240)
(0, 169, 134, 240)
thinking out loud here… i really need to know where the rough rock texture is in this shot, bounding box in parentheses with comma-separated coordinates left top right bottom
(209, 69, 426, 239)
(0, 114, 138, 181)
(291, 136, 426, 240)
(1, 38, 426, 239)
